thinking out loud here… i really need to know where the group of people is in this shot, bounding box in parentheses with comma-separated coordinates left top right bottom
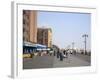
(54, 49, 69, 61)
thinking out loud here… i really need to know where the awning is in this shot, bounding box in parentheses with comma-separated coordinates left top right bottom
(23, 41, 50, 51)
(23, 41, 46, 48)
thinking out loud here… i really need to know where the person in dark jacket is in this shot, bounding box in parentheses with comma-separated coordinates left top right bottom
(59, 50, 63, 61)
(57, 50, 60, 58)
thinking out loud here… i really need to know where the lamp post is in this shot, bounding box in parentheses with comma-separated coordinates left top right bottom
(82, 34, 88, 55)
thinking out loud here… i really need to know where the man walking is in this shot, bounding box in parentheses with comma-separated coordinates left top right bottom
(59, 50, 63, 61)
(57, 50, 60, 58)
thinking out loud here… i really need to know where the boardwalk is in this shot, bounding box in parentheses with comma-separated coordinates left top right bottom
(23, 53, 90, 69)
(53, 54, 90, 68)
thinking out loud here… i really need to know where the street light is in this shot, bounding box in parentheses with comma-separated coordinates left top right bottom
(82, 34, 88, 55)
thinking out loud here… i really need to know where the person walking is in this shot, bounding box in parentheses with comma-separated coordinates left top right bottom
(59, 50, 63, 61)
(63, 50, 66, 55)
(54, 50, 56, 56)
(57, 50, 60, 58)
(65, 51, 68, 58)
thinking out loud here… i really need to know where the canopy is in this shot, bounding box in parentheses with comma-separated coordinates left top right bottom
(23, 41, 46, 48)
(23, 41, 50, 51)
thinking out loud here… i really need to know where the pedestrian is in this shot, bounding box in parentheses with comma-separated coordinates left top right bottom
(63, 50, 66, 55)
(74, 50, 76, 55)
(57, 50, 60, 58)
(38, 51, 41, 56)
(54, 50, 56, 56)
(59, 50, 63, 61)
(65, 51, 68, 58)
(66, 51, 71, 63)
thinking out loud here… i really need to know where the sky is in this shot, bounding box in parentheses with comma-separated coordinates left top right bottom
(37, 11, 91, 50)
